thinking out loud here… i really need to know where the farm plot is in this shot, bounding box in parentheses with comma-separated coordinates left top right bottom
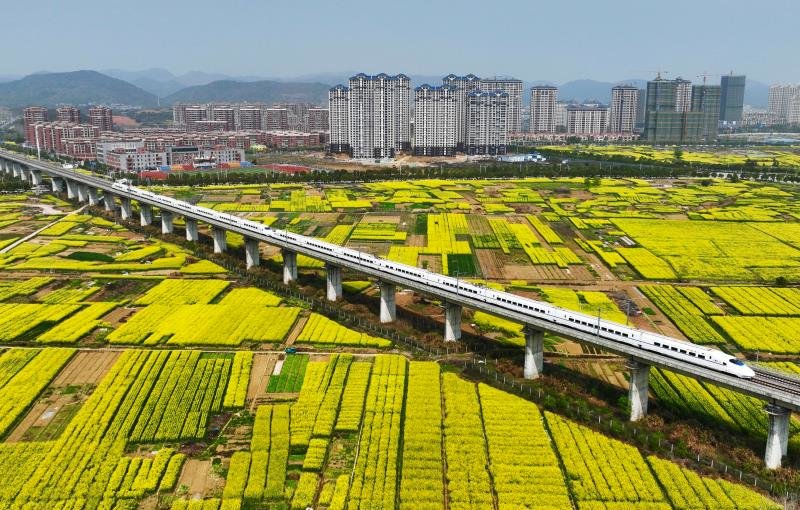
(639, 285, 726, 344)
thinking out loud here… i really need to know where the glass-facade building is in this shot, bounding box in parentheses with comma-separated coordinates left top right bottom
(719, 75, 746, 123)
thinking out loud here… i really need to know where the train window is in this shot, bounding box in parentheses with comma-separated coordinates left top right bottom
(654, 342, 660, 347)
(729, 358, 745, 366)
(689, 352, 696, 357)
(679, 349, 686, 354)
(670, 347, 677, 351)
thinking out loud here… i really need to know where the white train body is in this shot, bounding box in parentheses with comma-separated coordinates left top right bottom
(111, 181, 755, 379)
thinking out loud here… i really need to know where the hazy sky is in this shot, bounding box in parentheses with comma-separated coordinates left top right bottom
(5, 0, 797, 83)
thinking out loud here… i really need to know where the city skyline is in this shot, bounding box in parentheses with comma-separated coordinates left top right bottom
(2, 0, 797, 83)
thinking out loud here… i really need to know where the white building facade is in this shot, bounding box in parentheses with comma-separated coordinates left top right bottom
(479, 78, 523, 133)
(466, 90, 509, 155)
(442, 74, 481, 151)
(529, 86, 558, 133)
(609, 85, 639, 133)
(413, 85, 456, 156)
(567, 105, 609, 134)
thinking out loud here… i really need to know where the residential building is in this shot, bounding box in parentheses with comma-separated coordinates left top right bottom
(191, 120, 228, 132)
(788, 95, 800, 125)
(465, 90, 508, 155)
(567, 104, 608, 134)
(643, 77, 706, 144)
(691, 84, 721, 141)
(211, 106, 236, 131)
(442, 74, 481, 151)
(741, 108, 779, 127)
(529, 86, 558, 133)
(768, 84, 800, 122)
(167, 146, 245, 166)
(87, 106, 113, 131)
(479, 77, 522, 133)
(265, 108, 290, 130)
(238, 108, 263, 131)
(262, 131, 323, 148)
(56, 106, 80, 124)
(307, 108, 330, 132)
(328, 85, 350, 154)
(636, 89, 647, 129)
(719, 74, 746, 123)
(609, 86, 639, 133)
(413, 84, 456, 156)
(328, 73, 410, 158)
(675, 78, 693, 112)
(23, 106, 48, 145)
(31, 122, 100, 157)
(554, 102, 569, 131)
(184, 106, 208, 130)
(101, 145, 167, 172)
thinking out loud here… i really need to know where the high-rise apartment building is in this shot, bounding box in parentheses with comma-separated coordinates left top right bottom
(23, 106, 48, 145)
(788, 95, 800, 125)
(529, 86, 558, 133)
(307, 109, 330, 132)
(643, 77, 705, 144)
(466, 90, 508, 155)
(328, 85, 350, 154)
(87, 106, 113, 131)
(413, 85, 456, 156)
(768, 84, 800, 122)
(675, 78, 693, 113)
(555, 102, 569, 131)
(479, 78, 522, 133)
(328, 73, 411, 159)
(691, 84, 721, 142)
(210, 106, 236, 131)
(567, 105, 608, 134)
(265, 108, 290, 130)
(636, 89, 647, 129)
(609, 86, 639, 133)
(719, 74, 746, 123)
(442, 74, 481, 151)
(56, 106, 81, 124)
(238, 108, 263, 130)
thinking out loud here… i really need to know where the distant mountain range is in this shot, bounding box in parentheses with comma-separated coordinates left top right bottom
(0, 68, 772, 109)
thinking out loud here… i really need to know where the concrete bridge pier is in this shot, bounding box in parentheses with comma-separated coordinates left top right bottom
(30, 170, 42, 186)
(444, 301, 462, 342)
(185, 218, 198, 242)
(627, 360, 650, 422)
(765, 404, 790, 469)
(86, 187, 99, 206)
(246, 237, 261, 269)
(379, 282, 396, 323)
(66, 180, 78, 200)
(212, 227, 227, 253)
(139, 203, 153, 226)
(161, 211, 174, 234)
(51, 178, 65, 193)
(119, 197, 132, 220)
(523, 326, 545, 379)
(76, 184, 89, 203)
(282, 249, 297, 283)
(325, 263, 342, 302)
(103, 193, 116, 212)
(12, 164, 21, 179)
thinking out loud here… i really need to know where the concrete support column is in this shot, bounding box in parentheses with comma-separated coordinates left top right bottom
(627, 360, 650, 422)
(523, 326, 545, 379)
(246, 237, 261, 269)
(66, 180, 78, 200)
(86, 187, 99, 206)
(212, 227, 227, 253)
(139, 203, 153, 226)
(185, 218, 198, 242)
(76, 184, 88, 203)
(282, 248, 297, 283)
(30, 170, 42, 186)
(119, 197, 132, 220)
(379, 281, 396, 323)
(765, 404, 790, 469)
(326, 263, 342, 301)
(12, 164, 21, 179)
(51, 178, 64, 193)
(444, 301, 462, 342)
(161, 211, 174, 234)
(104, 193, 116, 212)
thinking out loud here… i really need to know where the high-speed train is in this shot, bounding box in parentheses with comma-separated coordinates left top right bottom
(111, 180, 755, 379)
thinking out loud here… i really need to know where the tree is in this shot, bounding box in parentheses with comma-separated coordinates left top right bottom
(673, 147, 683, 161)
